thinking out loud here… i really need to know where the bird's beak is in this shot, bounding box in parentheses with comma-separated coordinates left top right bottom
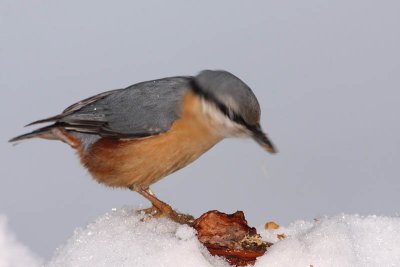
(251, 125, 277, 154)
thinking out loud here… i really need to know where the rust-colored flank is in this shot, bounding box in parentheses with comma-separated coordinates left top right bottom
(77, 90, 222, 188)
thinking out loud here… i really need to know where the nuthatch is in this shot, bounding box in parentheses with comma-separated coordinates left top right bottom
(10, 70, 276, 223)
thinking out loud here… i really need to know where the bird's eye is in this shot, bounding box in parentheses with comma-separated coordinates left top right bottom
(227, 109, 235, 120)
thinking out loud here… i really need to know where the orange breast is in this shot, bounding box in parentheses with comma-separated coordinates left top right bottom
(78, 90, 223, 188)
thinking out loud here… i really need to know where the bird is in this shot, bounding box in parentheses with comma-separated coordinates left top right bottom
(9, 70, 276, 224)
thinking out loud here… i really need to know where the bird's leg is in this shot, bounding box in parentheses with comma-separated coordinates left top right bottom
(137, 189, 161, 215)
(137, 188, 176, 216)
(132, 186, 194, 225)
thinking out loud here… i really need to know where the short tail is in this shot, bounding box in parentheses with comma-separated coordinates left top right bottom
(9, 124, 58, 143)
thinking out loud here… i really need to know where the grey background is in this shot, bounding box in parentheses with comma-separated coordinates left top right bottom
(1, 0, 399, 260)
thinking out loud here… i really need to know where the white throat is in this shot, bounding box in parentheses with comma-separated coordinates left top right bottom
(199, 98, 250, 138)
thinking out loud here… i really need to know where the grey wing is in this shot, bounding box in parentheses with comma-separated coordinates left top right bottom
(30, 77, 191, 138)
(26, 89, 123, 126)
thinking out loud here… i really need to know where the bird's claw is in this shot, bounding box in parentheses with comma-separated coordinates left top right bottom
(137, 206, 194, 225)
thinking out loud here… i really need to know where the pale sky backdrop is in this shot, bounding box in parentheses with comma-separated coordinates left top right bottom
(1, 0, 399, 259)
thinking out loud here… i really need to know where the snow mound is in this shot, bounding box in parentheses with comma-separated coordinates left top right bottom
(46, 208, 228, 267)
(46, 209, 400, 267)
(258, 214, 400, 267)
(0, 215, 41, 267)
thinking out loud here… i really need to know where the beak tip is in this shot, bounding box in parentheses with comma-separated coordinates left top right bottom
(250, 125, 277, 154)
(262, 143, 278, 154)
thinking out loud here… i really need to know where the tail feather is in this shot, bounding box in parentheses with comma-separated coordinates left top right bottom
(25, 115, 63, 127)
(9, 124, 58, 143)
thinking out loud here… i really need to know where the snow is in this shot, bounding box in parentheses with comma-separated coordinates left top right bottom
(0, 215, 41, 267)
(257, 214, 400, 267)
(2, 209, 400, 267)
(45, 208, 400, 267)
(45, 208, 228, 267)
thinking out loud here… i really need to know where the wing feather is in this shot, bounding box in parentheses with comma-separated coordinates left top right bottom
(29, 77, 191, 139)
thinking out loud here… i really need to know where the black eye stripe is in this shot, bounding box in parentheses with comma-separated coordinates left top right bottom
(190, 79, 258, 132)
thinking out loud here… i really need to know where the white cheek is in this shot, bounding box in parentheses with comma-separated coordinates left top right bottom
(200, 99, 249, 137)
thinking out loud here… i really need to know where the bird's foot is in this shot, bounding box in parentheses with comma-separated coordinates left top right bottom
(138, 205, 159, 216)
(133, 187, 195, 225)
(153, 201, 195, 225)
(138, 205, 194, 225)
(166, 210, 195, 225)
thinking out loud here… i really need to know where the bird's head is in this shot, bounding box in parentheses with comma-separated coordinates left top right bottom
(191, 70, 277, 154)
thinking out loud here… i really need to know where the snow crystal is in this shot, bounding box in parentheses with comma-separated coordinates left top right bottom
(175, 224, 197, 241)
(45, 209, 400, 267)
(0, 215, 41, 267)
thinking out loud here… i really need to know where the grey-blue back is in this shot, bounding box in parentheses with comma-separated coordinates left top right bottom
(57, 76, 191, 138)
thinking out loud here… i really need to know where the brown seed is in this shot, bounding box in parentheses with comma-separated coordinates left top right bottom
(265, 221, 280, 230)
(277, 234, 286, 240)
